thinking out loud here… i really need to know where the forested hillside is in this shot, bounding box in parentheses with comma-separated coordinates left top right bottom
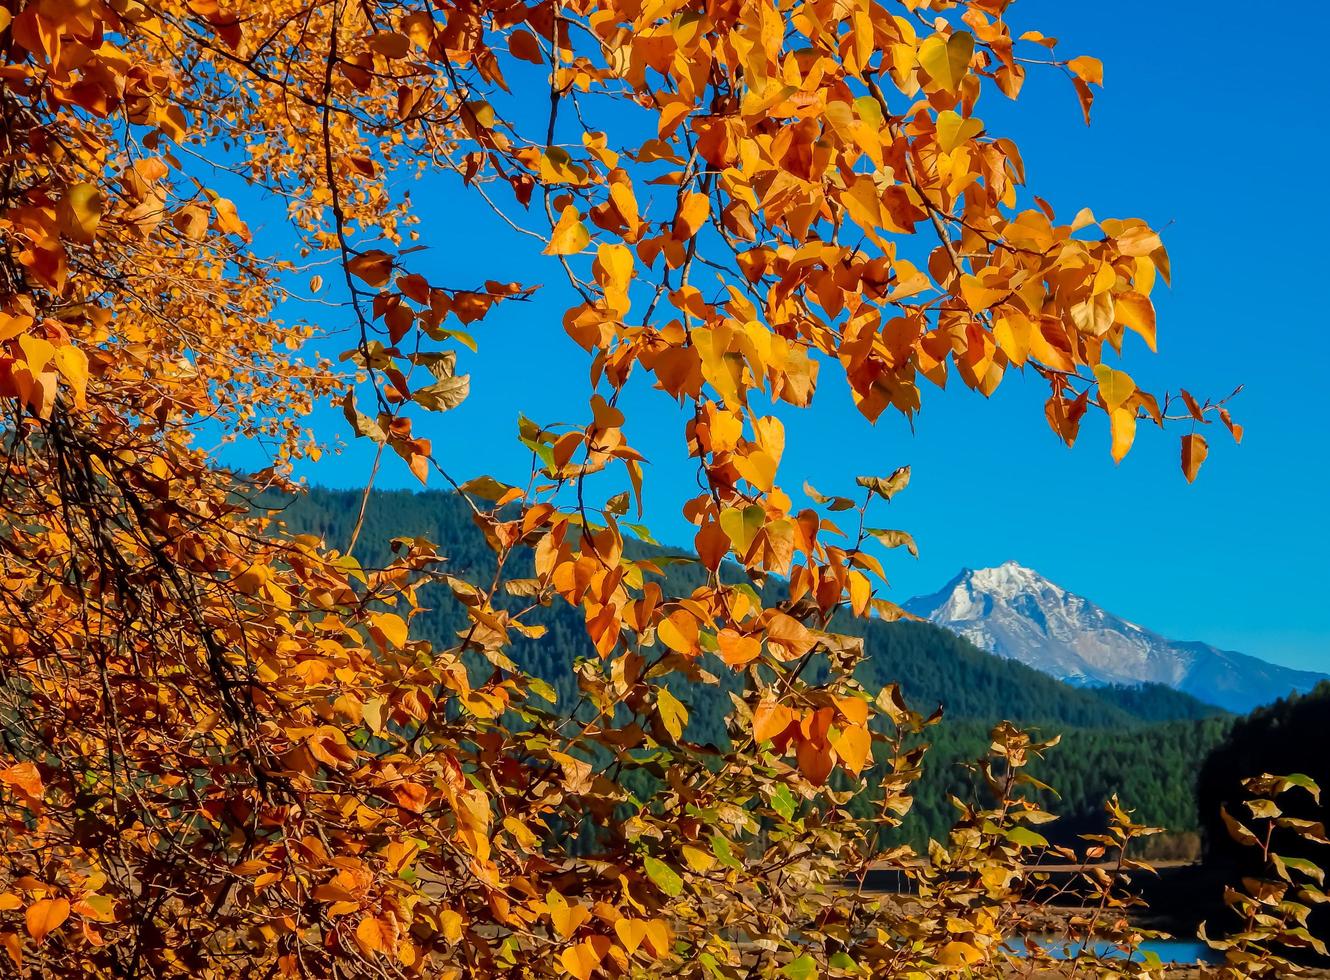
(276, 487, 1231, 847)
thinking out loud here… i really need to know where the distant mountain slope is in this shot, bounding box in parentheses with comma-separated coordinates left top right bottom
(905, 561, 1326, 714)
(275, 488, 1220, 730)
(272, 488, 1232, 846)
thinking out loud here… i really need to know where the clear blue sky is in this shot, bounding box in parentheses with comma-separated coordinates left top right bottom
(226, 0, 1329, 672)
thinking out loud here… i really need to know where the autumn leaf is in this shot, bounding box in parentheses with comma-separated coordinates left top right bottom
(1094, 365, 1136, 411)
(26, 898, 70, 944)
(753, 702, 792, 743)
(560, 939, 603, 980)
(546, 206, 590, 256)
(831, 725, 872, 775)
(1109, 406, 1137, 463)
(856, 466, 910, 501)
(348, 250, 394, 287)
(57, 183, 103, 243)
(656, 687, 688, 741)
(918, 31, 974, 92)
(717, 628, 760, 666)
(866, 528, 918, 557)
(1181, 432, 1208, 483)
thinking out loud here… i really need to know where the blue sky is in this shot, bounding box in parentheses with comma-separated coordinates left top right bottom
(226, 0, 1329, 672)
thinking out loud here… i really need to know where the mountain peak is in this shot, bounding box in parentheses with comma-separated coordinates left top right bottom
(962, 561, 1061, 598)
(905, 566, 1328, 713)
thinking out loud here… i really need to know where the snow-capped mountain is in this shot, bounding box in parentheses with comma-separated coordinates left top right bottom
(904, 561, 1326, 714)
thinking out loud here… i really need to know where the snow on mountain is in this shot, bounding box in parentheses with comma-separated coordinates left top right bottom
(904, 561, 1327, 714)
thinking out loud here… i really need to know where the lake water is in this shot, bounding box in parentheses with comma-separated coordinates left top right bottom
(1012, 937, 1223, 964)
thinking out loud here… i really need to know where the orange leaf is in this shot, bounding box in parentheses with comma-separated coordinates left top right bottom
(355, 914, 396, 955)
(717, 629, 760, 667)
(348, 250, 394, 287)
(1181, 433, 1208, 483)
(26, 898, 69, 944)
(752, 702, 792, 743)
(1067, 55, 1104, 86)
(546, 206, 590, 256)
(0, 762, 43, 799)
(672, 192, 710, 240)
(560, 938, 603, 979)
(508, 30, 543, 64)
(795, 738, 834, 786)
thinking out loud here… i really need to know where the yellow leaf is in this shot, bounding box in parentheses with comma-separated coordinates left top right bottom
(656, 687, 688, 741)
(1181, 433, 1208, 483)
(935, 110, 983, 152)
(440, 909, 464, 944)
(26, 898, 70, 944)
(57, 183, 103, 244)
(1109, 406, 1136, 463)
(732, 449, 777, 493)
(718, 505, 764, 558)
(1067, 55, 1104, 85)
(546, 206, 589, 256)
(72, 894, 116, 923)
(560, 939, 602, 980)
(959, 274, 1008, 312)
(672, 192, 710, 240)
(643, 919, 671, 957)
(938, 940, 982, 966)
(547, 891, 590, 940)
(614, 917, 647, 954)
(370, 611, 409, 648)
(832, 724, 872, 775)
(918, 31, 974, 92)
(681, 844, 714, 873)
(993, 313, 1033, 366)
(1114, 291, 1156, 351)
(847, 569, 871, 616)
(1093, 364, 1135, 410)
(657, 610, 699, 656)
(212, 197, 249, 239)
(53, 345, 89, 409)
(593, 243, 633, 289)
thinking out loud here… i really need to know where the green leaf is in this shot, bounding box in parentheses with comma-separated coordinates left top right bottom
(643, 856, 683, 897)
(1282, 773, 1322, 803)
(1005, 826, 1048, 848)
(828, 951, 859, 971)
(768, 784, 796, 822)
(782, 954, 818, 980)
(710, 834, 741, 869)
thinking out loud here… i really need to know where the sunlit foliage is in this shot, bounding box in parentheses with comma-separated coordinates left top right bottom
(0, 0, 1305, 977)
